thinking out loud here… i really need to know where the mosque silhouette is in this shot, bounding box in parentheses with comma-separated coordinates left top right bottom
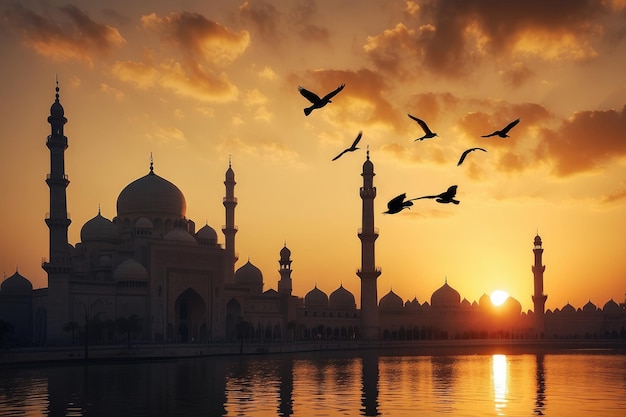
(0, 86, 625, 349)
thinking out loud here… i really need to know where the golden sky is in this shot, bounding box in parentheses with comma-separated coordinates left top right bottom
(1, 0, 626, 312)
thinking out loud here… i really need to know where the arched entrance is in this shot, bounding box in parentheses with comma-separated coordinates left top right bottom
(174, 288, 206, 343)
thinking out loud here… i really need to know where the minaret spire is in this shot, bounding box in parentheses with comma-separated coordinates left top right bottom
(357, 152, 381, 340)
(43, 80, 72, 343)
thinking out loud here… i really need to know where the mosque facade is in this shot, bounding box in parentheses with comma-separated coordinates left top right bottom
(0, 88, 625, 348)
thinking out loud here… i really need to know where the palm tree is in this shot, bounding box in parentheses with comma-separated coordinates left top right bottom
(63, 321, 80, 345)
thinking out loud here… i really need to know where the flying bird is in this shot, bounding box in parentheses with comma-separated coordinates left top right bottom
(383, 193, 417, 214)
(408, 114, 437, 141)
(457, 147, 487, 166)
(298, 84, 346, 116)
(332, 131, 363, 161)
(415, 185, 460, 204)
(482, 118, 520, 138)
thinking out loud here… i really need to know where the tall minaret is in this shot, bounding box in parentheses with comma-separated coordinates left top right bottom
(223, 158, 238, 283)
(42, 81, 72, 342)
(531, 233, 548, 337)
(357, 149, 381, 340)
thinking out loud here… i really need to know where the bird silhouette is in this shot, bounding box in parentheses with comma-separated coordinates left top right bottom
(408, 114, 437, 141)
(457, 147, 487, 166)
(415, 185, 460, 204)
(482, 118, 520, 138)
(298, 84, 345, 116)
(383, 193, 417, 214)
(332, 131, 363, 161)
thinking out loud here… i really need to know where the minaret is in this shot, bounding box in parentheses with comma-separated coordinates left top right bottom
(223, 157, 238, 283)
(42, 81, 72, 342)
(357, 149, 381, 339)
(531, 233, 548, 337)
(278, 244, 293, 296)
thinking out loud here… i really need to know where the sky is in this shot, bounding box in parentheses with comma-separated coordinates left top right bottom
(1, 0, 626, 312)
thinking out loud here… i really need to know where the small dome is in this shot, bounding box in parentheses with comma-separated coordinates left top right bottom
(305, 286, 328, 308)
(98, 254, 112, 268)
(329, 284, 356, 309)
(583, 300, 597, 312)
(1, 271, 33, 294)
(561, 303, 576, 314)
(280, 245, 291, 259)
(113, 259, 148, 281)
(164, 228, 197, 244)
(479, 293, 491, 307)
(135, 217, 153, 229)
(117, 170, 186, 219)
(603, 299, 620, 312)
(431, 282, 461, 308)
(461, 298, 471, 308)
(235, 260, 263, 284)
(379, 289, 403, 310)
(80, 212, 118, 243)
(502, 297, 522, 315)
(196, 224, 218, 244)
(534, 234, 542, 246)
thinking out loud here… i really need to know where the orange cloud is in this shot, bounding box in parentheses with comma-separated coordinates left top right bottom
(238, 1, 281, 42)
(4, 4, 125, 66)
(537, 106, 626, 177)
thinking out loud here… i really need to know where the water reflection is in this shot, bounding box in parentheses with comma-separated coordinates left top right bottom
(492, 354, 508, 415)
(360, 351, 379, 416)
(535, 354, 546, 415)
(431, 356, 457, 413)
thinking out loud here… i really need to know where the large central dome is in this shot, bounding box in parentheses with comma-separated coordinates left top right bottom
(117, 169, 186, 219)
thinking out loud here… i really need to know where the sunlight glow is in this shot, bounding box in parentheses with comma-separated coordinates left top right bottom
(490, 290, 509, 306)
(492, 354, 508, 415)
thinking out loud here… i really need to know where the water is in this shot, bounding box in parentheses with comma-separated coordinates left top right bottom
(1, 350, 625, 416)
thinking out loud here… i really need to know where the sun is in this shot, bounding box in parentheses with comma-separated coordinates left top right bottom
(490, 290, 509, 306)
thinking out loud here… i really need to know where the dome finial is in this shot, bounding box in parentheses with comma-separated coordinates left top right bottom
(55, 74, 60, 102)
(228, 154, 232, 168)
(149, 152, 154, 174)
(366, 145, 370, 160)
(98, 203, 101, 215)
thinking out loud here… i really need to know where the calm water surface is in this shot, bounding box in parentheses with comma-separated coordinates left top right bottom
(0, 350, 625, 416)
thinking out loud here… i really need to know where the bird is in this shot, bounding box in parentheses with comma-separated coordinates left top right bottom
(332, 131, 363, 161)
(457, 147, 487, 166)
(408, 114, 437, 141)
(482, 118, 520, 138)
(298, 84, 345, 116)
(414, 185, 460, 204)
(383, 193, 416, 214)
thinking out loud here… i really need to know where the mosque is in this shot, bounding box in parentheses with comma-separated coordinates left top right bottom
(0, 87, 625, 348)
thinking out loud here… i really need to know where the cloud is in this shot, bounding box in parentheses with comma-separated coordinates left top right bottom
(537, 106, 626, 177)
(366, 0, 609, 78)
(499, 62, 535, 88)
(238, 1, 281, 43)
(602, 182, 626, 204)
(290, 1, 330, 44)
(111, 12, 249, 102)
(3, 4, 125, 66)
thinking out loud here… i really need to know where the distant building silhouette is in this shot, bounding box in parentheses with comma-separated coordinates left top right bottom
(0, 87, 625, 347)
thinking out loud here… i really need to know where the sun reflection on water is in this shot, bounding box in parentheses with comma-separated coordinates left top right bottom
(492, 354, 508, 415)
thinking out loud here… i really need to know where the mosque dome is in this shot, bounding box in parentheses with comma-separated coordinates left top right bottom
(329, 284, 356, 309)
(196, 224, 218, 244)
(379, 290, 403, 310)
(583, 300, 597, 312)
(1, 271, 33, 294)
(113, 259, 148, 281)
(117, 170, 186, 219)
(603, 299, 620, 313)
(305, 286, 328, 308)
(479, 293, 491, 307)
(235, 260, 263, 285)
(135, 217, 153, 229)
(431, 282, 461, 308)
(502, 296, 522, 315)
(164, 228, 197, 244)
(561, 303, 576, 314)
(80, 212, 118, 243)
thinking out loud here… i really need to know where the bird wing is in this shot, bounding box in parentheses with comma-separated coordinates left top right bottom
(501, 118, 520, 133)
(457, 147, 487, 166)
(443, 185, 458, 198)
(322, 83, 345, 101)
(413, 194, 438, 200)
(332, 150, 348, 161)
(387, 193, 406, 208)
(350, 131, 363, 149)
(407, 114, 433, 135)
(481, 131, 497, 137)
(298, 86, 321, 104)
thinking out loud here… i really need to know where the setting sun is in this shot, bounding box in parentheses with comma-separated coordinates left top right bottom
(490, 290, 509, 306)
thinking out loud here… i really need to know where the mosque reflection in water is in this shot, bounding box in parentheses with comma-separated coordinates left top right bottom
(1, 352, 562, 417)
